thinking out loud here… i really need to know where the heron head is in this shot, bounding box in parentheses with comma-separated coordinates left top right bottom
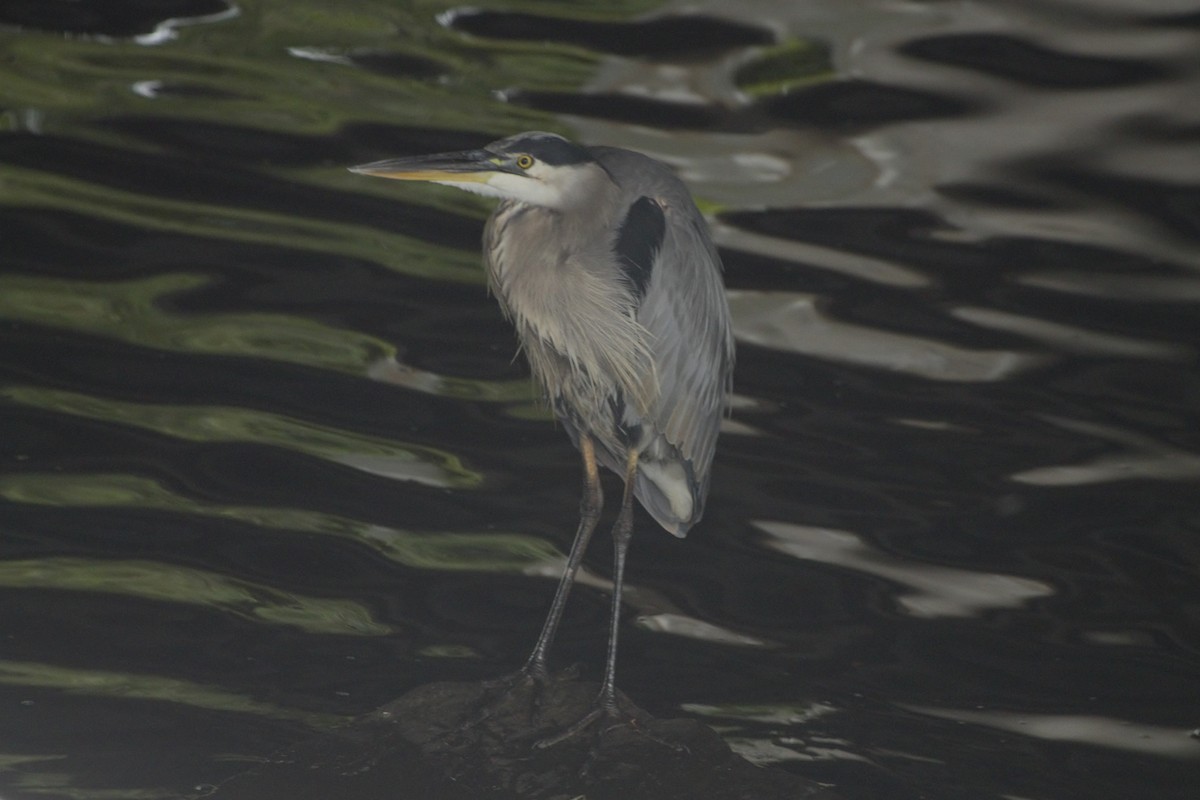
(350, 131, 607, 209)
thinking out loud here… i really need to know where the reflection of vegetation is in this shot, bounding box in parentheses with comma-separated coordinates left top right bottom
(504, 399, 556, 422)
(4, 783, 171, 800)
(2, 772, 175, 800)
(733, 39, 833, 95)
(0, 557, 391, 636)
(0, 272, 393, 371)
(362, 526, 562, 572)
(0, 5, 562, 135)
(0, 0, 605, 150)
(416, 643, 477, 659)
(0, 0, 662, 242)
(0, 472, 564, 573)
(1, 385, 481, 489)
(0, 659, 342, 727)
(0, 163, 485, 284)
(0, 755, 63, 770)
(0, 273, 532, 400)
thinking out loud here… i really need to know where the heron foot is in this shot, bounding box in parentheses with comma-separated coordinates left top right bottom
(532, 693, 689, 756)
(450, 658, 563, 736)
(531, 703, 608, 750)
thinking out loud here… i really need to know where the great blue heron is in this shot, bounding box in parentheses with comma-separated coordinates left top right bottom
(351, 131, 734, 738)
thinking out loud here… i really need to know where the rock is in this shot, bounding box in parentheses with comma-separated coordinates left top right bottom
(211, 671, 840, 800)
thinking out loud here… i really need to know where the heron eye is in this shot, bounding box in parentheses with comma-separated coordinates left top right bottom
(516, 154, 535, 170)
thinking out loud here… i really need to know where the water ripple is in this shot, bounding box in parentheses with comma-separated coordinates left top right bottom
(0, 557, 390, 636)
(2, 384, 480, 489)
(1011, 415, 1200, 486)
(0, 659, 338, 726)
(755, 521, 1055, 618)
(902, 704, 1200, 760)
(729, 290, 1044, 382)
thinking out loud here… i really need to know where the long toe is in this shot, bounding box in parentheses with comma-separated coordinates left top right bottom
(449, 661, 551, 737)
(531, 690, 659, 751)
(532, 704, 609, 750)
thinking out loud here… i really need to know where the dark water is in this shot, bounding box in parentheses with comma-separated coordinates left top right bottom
(2, 1, 1199, 798)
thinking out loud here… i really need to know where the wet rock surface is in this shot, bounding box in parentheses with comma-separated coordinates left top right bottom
(215, 672, 839, 800)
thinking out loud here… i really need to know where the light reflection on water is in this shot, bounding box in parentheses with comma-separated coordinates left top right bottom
(1009, 415, 1200, 486)
(729, 290, 1044, 381)
(949, 306, 1194, 360)
(902, 705, 1200, 761)
(1, 0, 1199, 798)
(755, 521, 1055, 619)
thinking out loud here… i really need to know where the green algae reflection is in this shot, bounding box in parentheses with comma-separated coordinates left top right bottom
(0, 472, 563, 574)
(0, 659, 341, 727)
(733, 38, 834, 95)
(0, 272, 390, 373)
(2, 385, 480, 489)
(0, 557, 391, 636)
(2, 161, 485, 286)
(0, 272, 532, 402)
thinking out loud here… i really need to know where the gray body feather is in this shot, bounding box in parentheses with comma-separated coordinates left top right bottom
(483, 145, 734, 536)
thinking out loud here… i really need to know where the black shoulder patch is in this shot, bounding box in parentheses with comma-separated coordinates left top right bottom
(614, 196, 665, 303)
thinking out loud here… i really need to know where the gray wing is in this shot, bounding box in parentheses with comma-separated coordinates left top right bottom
(592, 146, 734, 535)
(637, 200, 734, 503)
